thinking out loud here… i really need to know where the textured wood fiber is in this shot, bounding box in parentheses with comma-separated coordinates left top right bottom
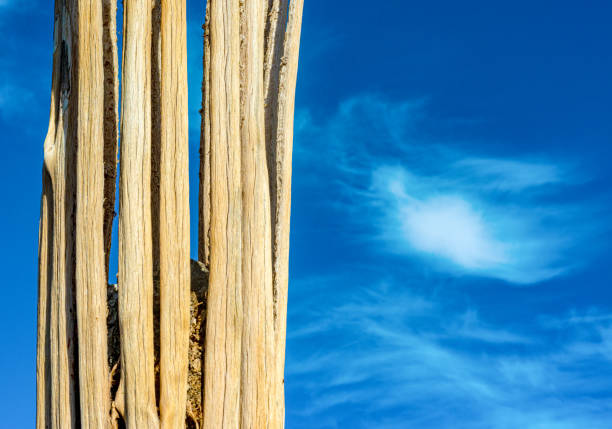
(74, 0, 111, 427)
(198, 2, 211, 268)
(270, 2, 304, 425)
(117, 0, 158, 427)
(37, 0, 304, 427)
(202, 0, 243, 427)
(239, 0, 275, 427)
(199, 0, 304, 427)
(158, 0, 191, 428)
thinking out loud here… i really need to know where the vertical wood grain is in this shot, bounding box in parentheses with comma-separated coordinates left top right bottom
(74, 0, 111, 426)
(239, 0, 275, 427)
(40, 3, 79, 428)
(158, 0, 191, 427)
(271, 1, 304, 425)
(118, 0, 159, 426)
(37, 4, 63, 427)
(202, 0, 243, 427)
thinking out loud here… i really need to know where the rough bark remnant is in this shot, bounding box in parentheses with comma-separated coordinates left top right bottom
(187, 260, 208, 428)
(198, 2, 211, 269)
(263, 0, 288, 226)
(102, 0, 119, 278)
(109, 260, 208, 428)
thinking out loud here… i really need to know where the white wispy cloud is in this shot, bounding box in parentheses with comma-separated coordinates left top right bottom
(287, 94, 611, 427)
(369, 164, 571, 283)
(454, 157, 567, 191)
(295, 94, 599, 284)
(286, 276, 612, 429)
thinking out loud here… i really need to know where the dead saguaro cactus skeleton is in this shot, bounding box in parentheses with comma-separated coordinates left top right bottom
(36, 0, 304, 428)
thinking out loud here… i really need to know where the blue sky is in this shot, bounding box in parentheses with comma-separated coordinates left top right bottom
(1, 1, 612, 428)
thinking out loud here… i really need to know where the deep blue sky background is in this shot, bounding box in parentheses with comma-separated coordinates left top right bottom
(1, 1, 612, 428)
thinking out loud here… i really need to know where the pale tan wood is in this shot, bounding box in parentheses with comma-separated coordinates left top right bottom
(158, 0, 191, 428)
(271, 1, 304, 425)
(118, 0, 159, 427)
(202, 0, 243, 427)
(73, 0, 111, 427)
(37, 1, 305, 426)
(198, 1, 211, 268)
(37, 5, 63, 426)
(239, 0, 276, 427)
(37, 168, 52, 429)
(40, 3, 80, 428)
(103, 0, 119, 278)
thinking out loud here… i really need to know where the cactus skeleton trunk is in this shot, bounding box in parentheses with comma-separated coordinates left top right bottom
(37, 0, 304, 428)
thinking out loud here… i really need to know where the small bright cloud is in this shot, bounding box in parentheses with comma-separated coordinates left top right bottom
(370, 164, 571, 283)
(295, 94, 596, 284)
(401, 194, 506, 270)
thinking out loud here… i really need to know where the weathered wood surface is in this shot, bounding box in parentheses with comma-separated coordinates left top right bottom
(271, 1, 305, 424)
(118, 0, 158, 427)
(198, 2, 211, 268)
(200, 0, 304, 427)
(239, 0, 275, 426)
(158, 0, 191, 428)
(38, 0, 304, 427)
(38, 2, 93, 428)
(74, 0, 111, 427)
(202, 0, 243, 427)
(109, 260, 208, 428)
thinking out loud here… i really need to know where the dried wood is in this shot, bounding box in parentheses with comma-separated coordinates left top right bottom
(202, 0, 243, 427)
(239, 0, 275, 427)
(74, 0, 111, 427)
(38, 3, 80, 428)
(118, 0, 158, 427)
(198, 1, 211, 268)
(37, 1, 305, 427)
(158, 0, 191, 428)
(271, 0, 304, 425)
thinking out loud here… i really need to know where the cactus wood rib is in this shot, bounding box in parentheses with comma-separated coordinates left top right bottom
(239, 0, 275, 427)
(38, 2, 79, 428)
(202, 0, 243, 427)
(74, 0, 111, 427)
(158, 0, 191, 428)
(118, 0, 158, 427)
(271, 0, 304, 425)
